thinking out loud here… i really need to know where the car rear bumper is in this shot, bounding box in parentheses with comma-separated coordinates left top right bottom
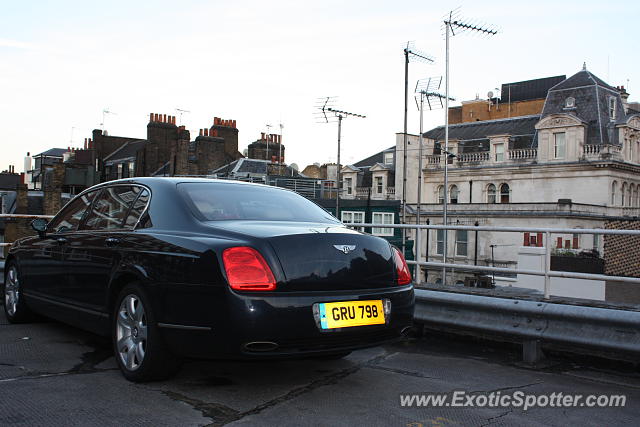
(160, 284, 415, 358)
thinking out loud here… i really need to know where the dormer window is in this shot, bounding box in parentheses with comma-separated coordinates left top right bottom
(383, 152, 394, 165)
(609, 97, 617, 120)
(565, 97, 575, 108)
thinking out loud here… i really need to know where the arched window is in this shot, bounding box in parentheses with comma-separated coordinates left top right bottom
(635, 185, 639, 207)
(612, 181, 618, 205)
(437, 186, 444, 204)
(487, 184, 497, 204)
(500, 183, 510, 203)
(450, 185, 459, 204)
(621, 182, 627, 206)
(630, 184, 636, 207)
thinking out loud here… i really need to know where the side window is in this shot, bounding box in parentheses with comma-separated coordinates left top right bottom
(124, 188, 150, 229)
(83, 186, 137, 231)
(48, 191, 97, 233)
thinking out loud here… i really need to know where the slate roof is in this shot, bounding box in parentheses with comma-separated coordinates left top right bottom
(354, 147, 394, 168)
(502, 75, 566, 102)
(104, 140, 145, 164)
(0, 173, 21, 190)
(544, 69, 625, 146)
(34, 148, 66, 158)
(422, 69, 632, 152)
(211, 158, 303, 177)
(424, 115, 540, 152)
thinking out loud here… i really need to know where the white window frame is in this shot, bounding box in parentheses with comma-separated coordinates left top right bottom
(341, 210, 364, 232)
(456, 230, 468, 256)
(375, 176, 383, 194)
(436, 229, 444, 255)
(495, 143, 504, 162)
(344, 177, 352, 195)
(487, 184, 497, 204)
(609, 96, 617, 120)
(450, 184, 459, 204)
(383, 152, 393, 165)
(372, 212, 394, 236)
(553, 132, 566, 159)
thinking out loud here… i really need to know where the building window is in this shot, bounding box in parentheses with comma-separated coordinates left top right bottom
(122, 163, 130, 178)
(129, 161, 135, 177)
(612, 181, 618, 205)
(345, 177, 352, 195)
(436, 229, 444, 255)
(554, 132, 566, 159)
(341, 211, 364, 231)
(621, 182, 627, 206)
(449, 185, 459, 204)
(629, 184, 635, 207)
(495, 143, 504, 162)
(372, 212, 394, 236)
(384, 152, 394, 165)
(437, 186, 444, 204)
(487, 184, 497, 204)
(375, 176, 383, 194)
(456, 230, 468, 256)
(609, 97, 617, 120)
(500, 183, 510, 203)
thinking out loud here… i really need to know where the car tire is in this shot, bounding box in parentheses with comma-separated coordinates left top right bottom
(3, 262, 35, 323)
(112, 283, 180, 382)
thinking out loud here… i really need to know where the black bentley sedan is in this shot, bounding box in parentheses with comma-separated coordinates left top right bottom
(3, 178, 414, 381)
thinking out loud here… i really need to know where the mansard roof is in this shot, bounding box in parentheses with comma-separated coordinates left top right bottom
(543, 69, 625, 145)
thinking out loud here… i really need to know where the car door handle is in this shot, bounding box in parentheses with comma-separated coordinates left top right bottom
(55, 237, 68, 245)
(105, 237, 121, 247)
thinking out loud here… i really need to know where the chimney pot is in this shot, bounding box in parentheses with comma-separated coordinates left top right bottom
(204, 129, 209, 136)
(150, 113, 154, 122)
(199, 129, 203, 136)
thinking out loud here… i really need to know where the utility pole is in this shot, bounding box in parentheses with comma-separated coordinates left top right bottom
(414, 76, 452, 284)
(402, 43, 434, 257)
(315, 98, 365, 219)
(441, 10, 497, 285)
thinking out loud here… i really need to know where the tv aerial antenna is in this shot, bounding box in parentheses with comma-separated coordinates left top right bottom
(100, 108, 117, 132)
(175, 108, 190, 126)
(439, 8, 498, 285)
(315, 97, 366, 216)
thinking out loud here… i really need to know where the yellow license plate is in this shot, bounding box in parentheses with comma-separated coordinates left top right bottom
(318, 300, 385, 329)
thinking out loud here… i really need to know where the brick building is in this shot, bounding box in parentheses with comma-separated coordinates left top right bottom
(100, 114, 243, 180)
(247, 132, 285, 163)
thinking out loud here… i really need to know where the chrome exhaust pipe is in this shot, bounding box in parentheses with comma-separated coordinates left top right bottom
(243, 341, 279, 352)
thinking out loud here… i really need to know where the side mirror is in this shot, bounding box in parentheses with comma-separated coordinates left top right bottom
(31, 218, 48, 238)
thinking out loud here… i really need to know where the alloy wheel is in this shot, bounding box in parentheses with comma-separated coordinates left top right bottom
(116, 294, 147, 371)
(4, 266, 19, 317)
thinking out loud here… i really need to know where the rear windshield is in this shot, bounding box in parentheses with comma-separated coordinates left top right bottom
(178, 182, 339, 223)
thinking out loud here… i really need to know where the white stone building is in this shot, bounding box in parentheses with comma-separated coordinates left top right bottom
(395, 68, 640, 287)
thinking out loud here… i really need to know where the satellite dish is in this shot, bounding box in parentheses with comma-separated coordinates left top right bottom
(290, 163, 299, 172)
(487, 91, 494, 99)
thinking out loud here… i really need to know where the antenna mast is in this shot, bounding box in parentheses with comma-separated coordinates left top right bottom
(414, 76, 454, 283)
(402, 42, 435, 260)
(100, 108, 117, 132)
(175, 108, 190, 126)
(441, 9, 497, 285)
(315, 97, 366, 218)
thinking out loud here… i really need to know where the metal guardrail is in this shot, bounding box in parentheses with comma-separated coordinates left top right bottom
(414, 289, 640, 358)
(349, 222, 640, 298)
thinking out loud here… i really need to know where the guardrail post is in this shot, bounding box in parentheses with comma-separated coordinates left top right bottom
(544, 231, 551, 299)
(522, 339, 544, 364)
(415, 226, 422, 285)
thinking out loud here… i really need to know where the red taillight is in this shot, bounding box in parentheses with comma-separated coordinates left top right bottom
(392, 247, 412, 285)
(222, 247, 277, 291)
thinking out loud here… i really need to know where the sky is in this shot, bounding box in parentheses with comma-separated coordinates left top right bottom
(1, 0, 639, 173)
